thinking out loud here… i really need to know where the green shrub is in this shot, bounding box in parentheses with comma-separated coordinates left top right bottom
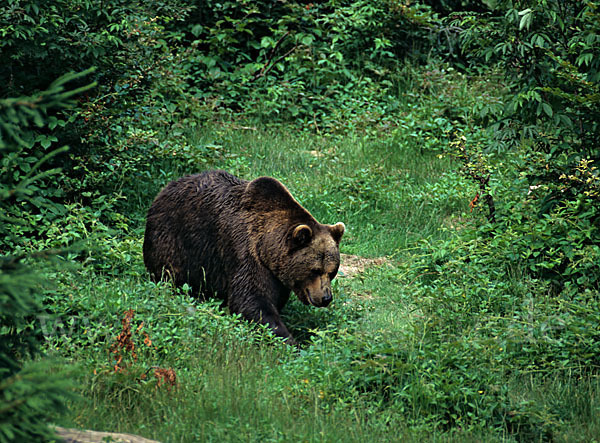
(0, 73, 90, 443)
(447, 0, 600, 293)
(179, 0, 440, 126)
(0, 70, 95, 253)
(0, 0, 192, 96)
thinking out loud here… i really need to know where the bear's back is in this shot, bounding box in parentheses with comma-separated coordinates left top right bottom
(143, 170, 249, 297)
(163, 170, 245, 200)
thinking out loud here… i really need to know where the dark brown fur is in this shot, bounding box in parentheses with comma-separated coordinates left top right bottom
(143, 170, 345, 344)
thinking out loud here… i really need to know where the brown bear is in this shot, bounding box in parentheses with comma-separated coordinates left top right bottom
(143, 170, 345, 344)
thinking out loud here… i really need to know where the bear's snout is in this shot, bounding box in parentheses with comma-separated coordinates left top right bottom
(321, 288, 333, 306)
(303, 284, 333, 308)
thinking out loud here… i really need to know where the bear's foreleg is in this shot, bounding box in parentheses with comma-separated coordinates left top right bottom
(236, 297, 296, 345)
(252, 298, 297, 345)
(228, 276, 297, 345)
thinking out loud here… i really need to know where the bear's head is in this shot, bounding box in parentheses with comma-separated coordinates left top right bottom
(244, 177, 345, 307)
(283, 222, 345, 307)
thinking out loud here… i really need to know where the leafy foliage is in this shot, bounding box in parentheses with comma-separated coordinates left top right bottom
(1, 0, 194, 202)
(0, 73, 90, 443)
(0, 0, 192, 95)
(180, 0, 438, 126)
(449, 0, 600, 293)
(0, 70, 96, 254)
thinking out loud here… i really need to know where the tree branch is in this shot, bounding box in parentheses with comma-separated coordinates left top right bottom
(251, 32, 298, 81)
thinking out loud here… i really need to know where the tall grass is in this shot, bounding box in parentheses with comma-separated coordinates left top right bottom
(155, 126, 467, 256)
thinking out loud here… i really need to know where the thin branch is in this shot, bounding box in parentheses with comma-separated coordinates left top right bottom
(251, 31, 297, 81)
(254, 45, 298, 81)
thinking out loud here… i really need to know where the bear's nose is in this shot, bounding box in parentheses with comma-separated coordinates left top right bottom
(321, 289, 332, 306)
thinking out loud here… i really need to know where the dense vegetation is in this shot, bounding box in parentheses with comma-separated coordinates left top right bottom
(1, 0, 598, 441)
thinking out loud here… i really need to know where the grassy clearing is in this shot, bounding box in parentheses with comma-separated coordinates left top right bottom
(4, 2, 597, 440)
(48, 121, 472, 441)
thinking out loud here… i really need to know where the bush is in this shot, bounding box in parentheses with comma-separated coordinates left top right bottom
(0, 70, 95, 253)
(1, 0, 202, 243)
(179, 0, 439, 125)
(447, 0, 600, 293)
(0, 73, 89, 443)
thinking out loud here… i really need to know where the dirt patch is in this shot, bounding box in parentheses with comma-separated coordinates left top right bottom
(339, 253, 388, 278)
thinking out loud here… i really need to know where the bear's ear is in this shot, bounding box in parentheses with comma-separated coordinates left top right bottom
(329, 222, 345, 244)
(292, 224, 313, 247)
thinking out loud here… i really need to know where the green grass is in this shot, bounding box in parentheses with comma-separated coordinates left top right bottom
(48, 123, 472, 441)
(45, 79, 600, 441)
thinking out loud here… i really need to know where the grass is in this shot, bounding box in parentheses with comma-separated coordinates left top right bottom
(48, 123, 470, 441)
(44, 75, 600, 441)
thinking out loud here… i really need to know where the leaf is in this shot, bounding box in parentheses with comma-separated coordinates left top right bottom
(39, 135, 57, 149)
(576, 53, 593, 67)
(519, 9, 533, 30)
(558, 114, 573, 128)
(518, 8, 532, 16)
(48, 116, 58, 130)
(260, 36, 273, 48)
(541, 102, 553, 117)
(191, 24, 203, 37)
(301, 35, 314, 46)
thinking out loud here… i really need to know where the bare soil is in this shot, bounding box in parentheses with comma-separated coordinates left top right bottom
(339, 253, 388, 278)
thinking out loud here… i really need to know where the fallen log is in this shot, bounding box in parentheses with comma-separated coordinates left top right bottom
(54, 426, 160, 443)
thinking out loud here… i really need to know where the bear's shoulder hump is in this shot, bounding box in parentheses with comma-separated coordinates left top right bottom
(244, 176, 302, 211)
